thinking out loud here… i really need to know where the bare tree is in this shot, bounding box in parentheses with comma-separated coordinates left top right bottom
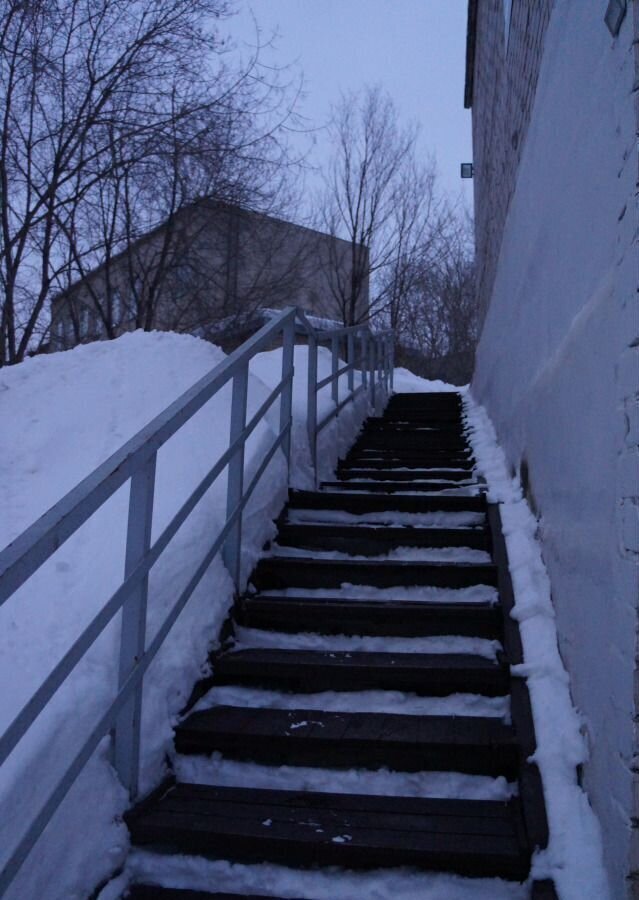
(317, 85, 447, 326)
(0, 0, 305, 364)
(394, 212, 478, 383)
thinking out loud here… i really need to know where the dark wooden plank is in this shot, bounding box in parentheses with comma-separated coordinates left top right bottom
(336, 468, 474, 481)
(287, 490, 485, 515)
(175, 705, 519, 777)
(239, 596, 502, 639)
(351, 434, 470, 451)
(212, 648, 510, 696)
(319, 480, 482, 494)
(251, 557, 497, 592)
(275, 523, 490, 553)
(363, 422, 467, 434)
(127, 889, 291, 900)
(342, 453, 475, 469)
(126, 784, 530, 880)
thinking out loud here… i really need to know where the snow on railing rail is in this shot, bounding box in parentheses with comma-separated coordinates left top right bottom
(0, 306, 393, 896)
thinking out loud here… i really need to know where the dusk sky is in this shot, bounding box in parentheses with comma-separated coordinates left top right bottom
(225, 1, 473, 210)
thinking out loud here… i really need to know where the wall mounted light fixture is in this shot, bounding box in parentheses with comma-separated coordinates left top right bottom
(460, 163, 474, 179)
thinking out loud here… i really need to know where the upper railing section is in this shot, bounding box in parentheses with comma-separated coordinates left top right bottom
(0, 306, 393, 896)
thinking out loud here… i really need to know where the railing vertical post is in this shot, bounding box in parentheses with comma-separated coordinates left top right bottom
(223, 364, 248, 589)
(114, 452, 156, 799)
(361, 332, 368, 389)
(389, 335, 395, 392)
(369, 338, 377, 410)
(280, 315, 295, 477)
(347, 332, 355, 394)
(331, 335, 339, 407)
(307, 333, 318, 480)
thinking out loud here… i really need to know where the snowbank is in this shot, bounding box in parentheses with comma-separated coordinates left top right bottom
(464, 392, 611, 900)
(0, 330, 372, 900)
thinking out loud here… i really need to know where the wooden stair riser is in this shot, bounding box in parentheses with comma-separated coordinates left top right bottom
(274, 523, 491, 553)
(287, 489, 486, 514)
(238, 597, 503, 639)
(251, 558, 497, 592)
(212, 649, 510, 697)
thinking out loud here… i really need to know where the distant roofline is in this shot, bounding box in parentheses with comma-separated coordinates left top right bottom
(464, 0, 478, 109)
(51, 197, 367, 308)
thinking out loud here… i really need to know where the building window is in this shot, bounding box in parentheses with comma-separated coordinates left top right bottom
(112, 288, 122, 325)
(80, 306, 89, 337)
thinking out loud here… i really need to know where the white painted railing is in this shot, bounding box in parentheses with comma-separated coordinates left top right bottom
(0, 306, 393, 895)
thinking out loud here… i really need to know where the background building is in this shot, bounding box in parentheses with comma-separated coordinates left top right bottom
(50, 201, 369, 352)
(466, 1, 638, 894)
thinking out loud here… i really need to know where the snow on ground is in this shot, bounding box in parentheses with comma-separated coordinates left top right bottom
(462, 391, 611, 900)
(0, 331, 372, 900)
(391, 367, 459, 394)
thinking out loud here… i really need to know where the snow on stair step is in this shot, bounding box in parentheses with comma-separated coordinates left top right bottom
(274, 521, 491, 554)
(173, 749, 517, 801)
(231, 625, 501, 658)
(127, 848, 530, 900)
(284, 508, 486, 526)
(193, 684, 511, 720)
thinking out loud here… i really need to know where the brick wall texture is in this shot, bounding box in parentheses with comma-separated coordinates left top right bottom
(471, 0, 554, 319)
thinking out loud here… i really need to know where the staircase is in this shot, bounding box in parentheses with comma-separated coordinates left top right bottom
(124, 392, 556, 899)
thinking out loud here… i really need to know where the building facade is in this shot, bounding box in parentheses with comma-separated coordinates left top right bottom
(49, 201, 369, 351)
(466, 1, 639, 894)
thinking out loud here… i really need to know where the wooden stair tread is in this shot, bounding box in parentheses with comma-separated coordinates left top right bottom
(319, 480, 481, 493)
(342, 454, 475, 468)
(126, 783, 530, 879)
(336, 468, 474, 480)
(287, 490, 484, 514)
(239, 595, 502, 638)
(213, 647, 509, 695)
(175, 705, 519, 777)
(127, 889, 289, 900)
(275, 523, 490, 552)
(251, 557, 497, 591)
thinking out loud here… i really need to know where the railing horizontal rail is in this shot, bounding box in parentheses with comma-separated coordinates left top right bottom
(0, 310, 298, 607)
(316, 362, 353, 392)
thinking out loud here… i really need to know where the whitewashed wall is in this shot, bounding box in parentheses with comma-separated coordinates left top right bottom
(472, 2, 638, 893)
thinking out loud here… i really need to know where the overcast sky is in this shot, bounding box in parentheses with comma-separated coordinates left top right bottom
(224, 0, 473, 211)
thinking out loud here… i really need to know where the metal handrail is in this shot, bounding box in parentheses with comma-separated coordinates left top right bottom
(0, 305, 393, 895)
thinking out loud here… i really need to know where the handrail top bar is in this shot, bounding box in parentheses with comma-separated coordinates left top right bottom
(0, 306, 387, 603)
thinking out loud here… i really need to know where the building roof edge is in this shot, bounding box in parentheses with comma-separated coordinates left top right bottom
(464, 0, 478, 109)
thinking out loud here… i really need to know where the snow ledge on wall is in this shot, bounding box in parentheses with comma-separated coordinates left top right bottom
(463, 389, 611, 900)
